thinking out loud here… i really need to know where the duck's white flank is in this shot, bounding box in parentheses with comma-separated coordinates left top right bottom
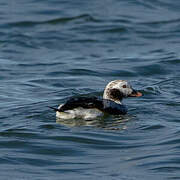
(56, 105, 103, 120)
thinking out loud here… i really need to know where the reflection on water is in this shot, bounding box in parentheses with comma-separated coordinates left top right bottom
(56, 114, 132, 130)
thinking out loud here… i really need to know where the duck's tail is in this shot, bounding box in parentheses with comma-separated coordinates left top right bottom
(48, 106, 61, 112)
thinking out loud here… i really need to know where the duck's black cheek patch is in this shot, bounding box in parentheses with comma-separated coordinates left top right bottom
(109, 88, 124, 101)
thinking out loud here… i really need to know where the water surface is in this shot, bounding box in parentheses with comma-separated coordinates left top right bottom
(1, 0, 180, 179)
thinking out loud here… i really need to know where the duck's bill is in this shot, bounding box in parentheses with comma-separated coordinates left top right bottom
(129, 89, 142, 97)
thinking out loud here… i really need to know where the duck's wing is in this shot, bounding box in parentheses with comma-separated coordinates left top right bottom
(59, 96, 104, 112)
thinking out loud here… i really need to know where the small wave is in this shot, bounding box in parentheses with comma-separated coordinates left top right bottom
(139, 18, 180, 27)
(68, 68, 100, 76)
(133, 63, 169, 76)
(7, 14, 99, 28)
(97, 27, 128, 34)
(139, 124, 165, 131)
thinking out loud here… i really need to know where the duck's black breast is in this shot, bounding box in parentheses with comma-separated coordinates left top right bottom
(59, 96, 127, 115)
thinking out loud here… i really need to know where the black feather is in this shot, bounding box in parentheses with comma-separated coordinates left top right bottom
(59, 97, 104, 112)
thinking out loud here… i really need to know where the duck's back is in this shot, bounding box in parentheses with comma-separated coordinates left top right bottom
(59, 96, 104, 112)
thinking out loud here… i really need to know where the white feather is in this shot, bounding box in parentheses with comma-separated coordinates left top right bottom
(56, 106, 103, 120)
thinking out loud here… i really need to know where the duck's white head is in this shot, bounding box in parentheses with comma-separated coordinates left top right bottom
(103, 80, 142, 104)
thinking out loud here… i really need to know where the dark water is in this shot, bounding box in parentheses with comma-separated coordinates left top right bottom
(1, 0, 180, 179)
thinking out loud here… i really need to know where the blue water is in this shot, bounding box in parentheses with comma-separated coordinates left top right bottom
(1, 0, 180, 179)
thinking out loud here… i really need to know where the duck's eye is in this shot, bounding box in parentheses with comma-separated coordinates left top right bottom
(122, 85, 127, 88)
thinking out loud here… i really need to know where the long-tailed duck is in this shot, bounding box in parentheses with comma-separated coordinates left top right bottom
(50, 80, 142, 120)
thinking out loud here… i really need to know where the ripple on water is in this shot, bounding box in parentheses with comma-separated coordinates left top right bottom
(7, 14, 100, 28)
